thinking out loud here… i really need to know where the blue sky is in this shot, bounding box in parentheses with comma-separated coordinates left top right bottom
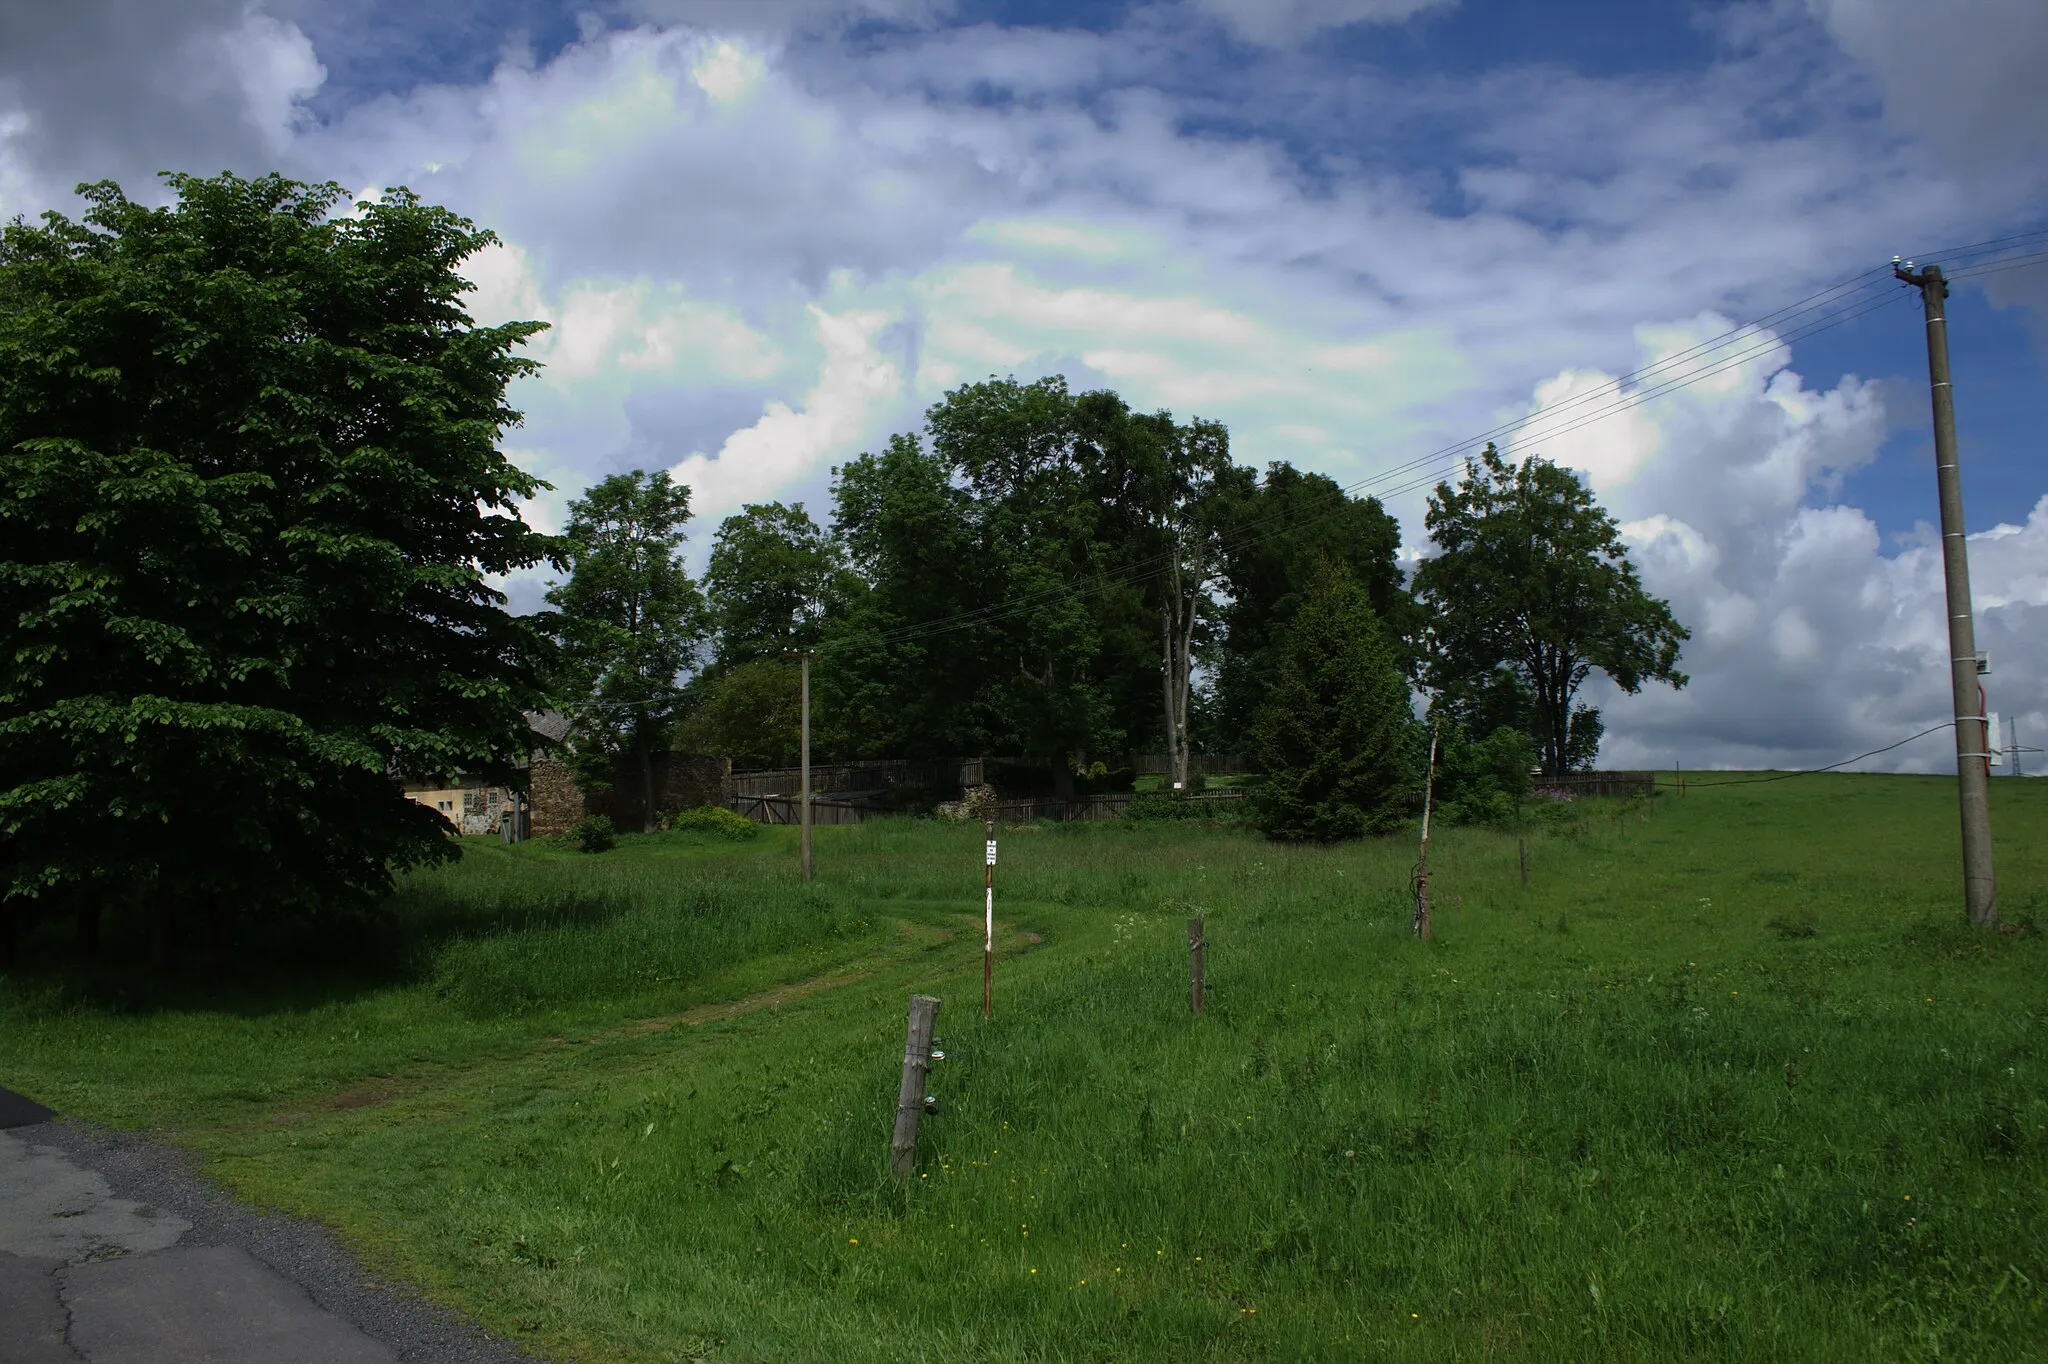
(2, 0, 2044, 770)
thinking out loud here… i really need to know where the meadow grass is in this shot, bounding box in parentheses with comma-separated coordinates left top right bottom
(2, 774, 2045, 1360)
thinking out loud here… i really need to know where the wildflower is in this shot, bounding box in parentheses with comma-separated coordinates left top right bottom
(849, 1239, 858, 1245)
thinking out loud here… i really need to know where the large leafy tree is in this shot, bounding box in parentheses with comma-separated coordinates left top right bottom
(703, 501, 838, 668)
(1414, 443, 1687, 777)
(1088, 406, 1235, 791)
(1251, 561, 1417, 841)
(544, 470, 704, 829)
(817, 432, 985, 761)
(681, 501, 839, 769)
(1210, 462, 1411, 750)
(924, 378, 1143, 777)
(0, 172, 555, 965)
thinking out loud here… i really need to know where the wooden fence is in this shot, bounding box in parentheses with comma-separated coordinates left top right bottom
(991, 791, 1250, 822)
(733, 795, 874, 826)
(1127, 753, 1258, 777)
(1540, 771, 1656, 799)
(728, 757, 982, 801)
(733, 790, 1250, 826)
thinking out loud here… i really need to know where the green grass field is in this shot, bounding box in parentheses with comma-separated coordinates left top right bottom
(4, 775, 2046, 1361)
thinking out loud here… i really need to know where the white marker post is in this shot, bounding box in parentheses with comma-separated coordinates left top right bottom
(983, 817, 996, 1019)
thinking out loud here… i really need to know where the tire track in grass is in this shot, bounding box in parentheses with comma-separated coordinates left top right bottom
(273, 913, 1045, 1121)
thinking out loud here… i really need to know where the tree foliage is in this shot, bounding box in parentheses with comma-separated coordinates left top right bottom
(675, 657, 801, 769)
(544, 470, 703, 829)
(702, 501, 838, 669)
(1414, 444, 1687, 777)
(1251, 562, 1417, 841)
(1430, 722, 1537, 826)
(0, 172, 555, 956)
(1210, 463, 1409, 750)
(817, 380, 1187, 778)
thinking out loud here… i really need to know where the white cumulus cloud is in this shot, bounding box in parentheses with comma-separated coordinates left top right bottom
(1510, 316, 2047, 772)
(669, 303, 905, 525)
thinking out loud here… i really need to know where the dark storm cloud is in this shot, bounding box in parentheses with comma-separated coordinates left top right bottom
(0, 0, 321, 209)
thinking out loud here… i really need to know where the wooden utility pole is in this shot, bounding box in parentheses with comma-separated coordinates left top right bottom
(1896, 261, 1998, 927)
(1188, 916, 1206, 1014)
(983, 819, 996, 1019)
(890, 994, 942, 1176)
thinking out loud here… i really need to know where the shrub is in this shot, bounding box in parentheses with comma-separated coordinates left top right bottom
(1433, 722, 1537, 825)
(566, 814, 616, 854)
(1124, 793, 1239, 821)
(666, 805, 760, 841)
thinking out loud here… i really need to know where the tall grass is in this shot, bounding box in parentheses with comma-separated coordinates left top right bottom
(3, 777, 2044, 1360)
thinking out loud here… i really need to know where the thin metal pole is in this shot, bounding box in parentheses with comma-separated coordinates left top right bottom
(1898, 262, 1997, 926)
(983, 818, 995, 1019)
(800, 652, 812, 884)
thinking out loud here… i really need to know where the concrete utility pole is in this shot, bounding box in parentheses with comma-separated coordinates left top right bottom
(1896, 260, 1998, 927)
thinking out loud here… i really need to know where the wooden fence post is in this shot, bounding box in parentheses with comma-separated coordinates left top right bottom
(1518, 837, 1528, 888)
(890, 994, 942, 1177)
(1188, 917, 1206, 1015)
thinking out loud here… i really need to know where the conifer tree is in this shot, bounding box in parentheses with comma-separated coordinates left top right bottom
(1252, 562, 1417, 841)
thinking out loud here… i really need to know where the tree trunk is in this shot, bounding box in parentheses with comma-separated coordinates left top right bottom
(75, 894, 101, 955)
(206, 901, 233, 981)
(0, 897, 18, 969)
(639, 736, 658, 833)
(1160, 557, 1197, 793)
(1162, 607, 1180, 785)
(149, 887, 174, 973)
(1175, 587, 1197, 789)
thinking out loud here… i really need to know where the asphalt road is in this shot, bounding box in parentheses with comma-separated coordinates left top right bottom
(0, 1087, 536, 1364)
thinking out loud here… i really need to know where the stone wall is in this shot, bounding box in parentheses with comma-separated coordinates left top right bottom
(526, 753, 733, 837)
(528, 758, 587, 837)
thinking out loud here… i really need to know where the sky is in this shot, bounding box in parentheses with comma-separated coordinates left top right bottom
(3, 0, 2045, 773)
